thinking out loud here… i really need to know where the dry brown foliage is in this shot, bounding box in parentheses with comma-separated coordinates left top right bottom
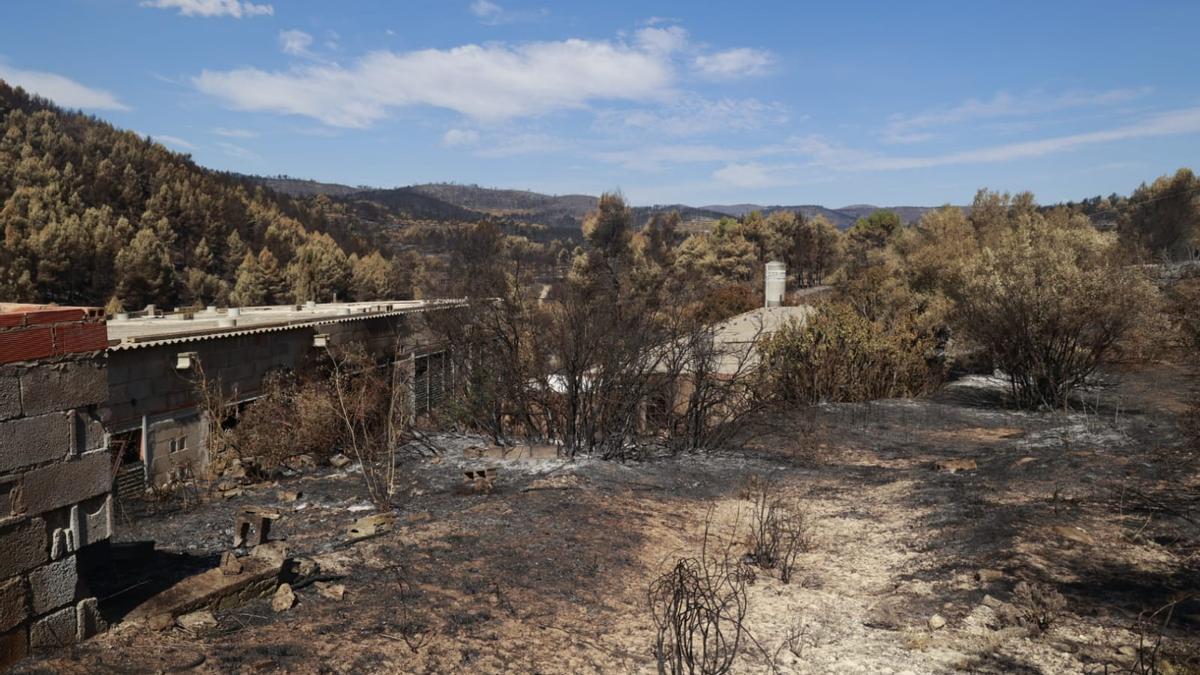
(1008, 581, 1067, 634)
(761, 302, 941, 404)
(233, 371, 343, 475)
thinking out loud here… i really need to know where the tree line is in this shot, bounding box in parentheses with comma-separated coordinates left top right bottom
(0, 81, 412, 311)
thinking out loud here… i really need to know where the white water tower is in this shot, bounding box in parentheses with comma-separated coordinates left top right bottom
(765, 261, 786, 307)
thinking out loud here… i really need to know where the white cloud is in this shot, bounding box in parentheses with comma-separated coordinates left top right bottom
(474, 132, 572, 158)
(469, 0, 547, 25)
(634, 26, 688, 55)
(279, 30, 314, 56)
(212, 127, 259, 138)
(693, 48, 773, 79)
(712, 162, 789, 188)
(217, 141, 259, 159)
(442, 128, 480, 147)
(151, 134, 195, 150)
(857, 106, 1200, 170)
(595, 144, 743, 171)
(470, 0, 501, 19)
(194, 37, 680, 127)
(141, 0, 273, 18)
(687, 106, 1200, 183)
(0, 64, 128, 110)
(597, 97, 788, 137)
(596, 137, 815, 171)
(882, 87, 1154, 144)
(598, 104, 1200, 177)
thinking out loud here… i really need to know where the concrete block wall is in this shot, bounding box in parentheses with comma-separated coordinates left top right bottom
(0, 304, 111, 668)
(105, 314, 427, 482)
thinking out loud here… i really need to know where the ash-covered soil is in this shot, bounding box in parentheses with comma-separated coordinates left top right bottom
(17, 364, 1200, 674)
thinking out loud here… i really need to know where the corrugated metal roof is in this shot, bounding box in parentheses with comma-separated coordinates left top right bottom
(107, 299, 467, 351)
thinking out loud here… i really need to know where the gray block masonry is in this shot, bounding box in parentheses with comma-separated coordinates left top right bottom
(0, 304, 112, 668)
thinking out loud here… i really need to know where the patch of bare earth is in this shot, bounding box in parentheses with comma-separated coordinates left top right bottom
(18, 365, 1200, 674)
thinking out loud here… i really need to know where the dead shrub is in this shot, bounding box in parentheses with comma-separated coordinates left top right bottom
(1166, 277, 1200, 352)
(324, 343, 414, 510)
(1123, 601, 1200, 675)
(1009, 581, 1067, 634)
(387, 564, 430, 654)
(745, 479, 813, 584)
(233, 371, 343, 476)
(770, 614, 817, 669)
(690, 283, 758, 326)
(648, 520, 749, 675)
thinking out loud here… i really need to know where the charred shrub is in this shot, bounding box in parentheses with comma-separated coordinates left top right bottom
(649, 524, 749, 675)
(745, 479, 813, 584)
(233, 371, 343, 474)
(1009, 581, 1067, 634)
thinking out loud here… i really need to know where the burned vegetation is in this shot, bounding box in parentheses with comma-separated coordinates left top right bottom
(7, 180, 1200, 675)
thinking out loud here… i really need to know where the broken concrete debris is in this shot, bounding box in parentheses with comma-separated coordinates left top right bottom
(176, 610, 218, 634)
(127, 554, 286, 625)
(233, 508, 280, 548)
(347, 513, 397, 540)
(975, 569, 1005, 584)
(464, 467, 498, 493)
(315, 582, 346, 602)
(219, 551, 243, 576)
(329, 453, 352, 469)
(252, 541, 289, 566)
(271, 583, 296, 613)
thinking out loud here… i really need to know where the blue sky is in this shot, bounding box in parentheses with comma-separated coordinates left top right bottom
(2, 1, 1199, 207)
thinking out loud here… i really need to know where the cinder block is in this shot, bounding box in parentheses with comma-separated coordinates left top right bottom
(49, 528, 74, 561)
(0, 371, 19, 420)
(19, 360, 108, 415)
(29, 605, 75, 648)
(75, 597, 104, 641)
(0, 519, 48, 579)
(0, 479, 17, 522)
(78, 495, 113, 548)
(29, 556, 78, 615)
(0, 626, 28, 669)
(14, 453, 112, 517)
(0, 576, 29, 633)
(0, 413, 71, 474)
(76, 410, 107, 454)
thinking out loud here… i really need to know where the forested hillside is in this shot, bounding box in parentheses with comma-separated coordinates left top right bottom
(0, 81, 409, 310)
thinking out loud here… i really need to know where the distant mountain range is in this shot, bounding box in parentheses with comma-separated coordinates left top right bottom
(700, 203, 943, 229)
(250, 176, 948, 231)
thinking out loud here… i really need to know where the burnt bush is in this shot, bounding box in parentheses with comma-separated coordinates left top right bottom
(745, 479, 813, 584)
(649, 522, 749, 675)
(232, 370, 344, 475)
(1008, 581, 1067, 634)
